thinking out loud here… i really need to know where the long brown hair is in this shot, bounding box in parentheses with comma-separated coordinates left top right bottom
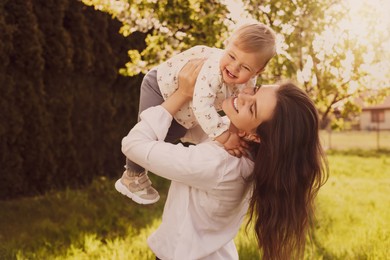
(247, 82, 328, 259)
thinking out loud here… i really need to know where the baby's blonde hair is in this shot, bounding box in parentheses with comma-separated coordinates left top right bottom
(229, 23, 276, 69)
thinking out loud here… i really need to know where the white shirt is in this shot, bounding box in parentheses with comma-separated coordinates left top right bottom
(121, 106, 254, 260)
(157, 45, 255, 138)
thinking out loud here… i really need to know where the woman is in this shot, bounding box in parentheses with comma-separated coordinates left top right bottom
(121, 60, 328, 260)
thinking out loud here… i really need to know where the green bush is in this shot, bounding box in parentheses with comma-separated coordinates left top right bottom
(0, 0, 144, 199)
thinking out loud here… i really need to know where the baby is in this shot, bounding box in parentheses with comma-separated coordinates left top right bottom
(115, 22, 276, 204)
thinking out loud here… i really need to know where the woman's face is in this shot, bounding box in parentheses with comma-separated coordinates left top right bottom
(222, 85, 278, 133)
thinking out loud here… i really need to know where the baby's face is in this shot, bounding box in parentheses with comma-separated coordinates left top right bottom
(219, 42, 264, 85)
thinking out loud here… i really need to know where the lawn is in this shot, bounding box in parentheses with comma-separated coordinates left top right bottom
(0, 149, 389, 259)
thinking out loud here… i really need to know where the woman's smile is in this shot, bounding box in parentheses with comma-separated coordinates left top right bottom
(233, 97, 239, 112)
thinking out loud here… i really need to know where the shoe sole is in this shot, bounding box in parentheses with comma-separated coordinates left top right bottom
(115, 179, 160, 205)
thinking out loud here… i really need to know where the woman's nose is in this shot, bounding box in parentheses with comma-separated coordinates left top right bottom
(237, 93, 253, 104)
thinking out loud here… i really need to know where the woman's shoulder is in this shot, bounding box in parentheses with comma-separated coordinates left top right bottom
(195, 142, 254, 178)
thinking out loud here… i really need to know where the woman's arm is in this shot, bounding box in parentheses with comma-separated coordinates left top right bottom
(122, 59, 228, 189)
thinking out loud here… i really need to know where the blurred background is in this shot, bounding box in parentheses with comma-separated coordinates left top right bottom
(0, 0, 389, 259)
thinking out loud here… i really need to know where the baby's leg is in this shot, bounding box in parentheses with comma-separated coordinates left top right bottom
(124, 68, 186, 167)
(137, 69, 163, 116)
(125, 68, 162, 174)
(137, 68, 187, 143)
(118, 69, 162, 204)
(117, 69, 187, 204)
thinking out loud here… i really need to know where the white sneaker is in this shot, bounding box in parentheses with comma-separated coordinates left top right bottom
(115, 170, 160, 204)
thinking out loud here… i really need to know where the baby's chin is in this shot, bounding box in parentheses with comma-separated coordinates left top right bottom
(222, 74, 237, 85)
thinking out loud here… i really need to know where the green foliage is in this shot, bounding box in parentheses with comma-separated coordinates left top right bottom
(0, 152, 389, 259)
(82, 0, 229, 76)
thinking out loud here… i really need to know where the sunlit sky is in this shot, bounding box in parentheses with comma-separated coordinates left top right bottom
(224, 0, 390, 47)
(341, 0, 390, 89)
(342, 0, 390, 48)
(223, 0, 390, 51)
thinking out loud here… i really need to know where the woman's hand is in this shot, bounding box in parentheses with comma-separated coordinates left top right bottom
(177, 59, 205, 99)
(162, 59, 205, 116)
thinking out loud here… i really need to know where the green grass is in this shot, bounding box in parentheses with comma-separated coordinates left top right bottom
(1, 150, 389, 259)
(0, 175, 168, 260)
(311, 150, 390, 259)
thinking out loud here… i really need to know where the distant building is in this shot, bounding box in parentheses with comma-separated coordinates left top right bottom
(360, 96, 390, 130)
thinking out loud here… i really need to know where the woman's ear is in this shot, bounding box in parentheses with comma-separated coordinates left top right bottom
(246, 133, 260, 143)
(239, 131, 260, 143)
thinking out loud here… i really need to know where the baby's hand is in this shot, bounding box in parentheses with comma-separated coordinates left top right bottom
(223, 132, 248, 158)
(223, 132, 240, 150)
(215, 130, 249, 158)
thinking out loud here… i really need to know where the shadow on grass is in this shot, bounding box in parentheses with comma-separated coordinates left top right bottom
(0, 174, 169, 259)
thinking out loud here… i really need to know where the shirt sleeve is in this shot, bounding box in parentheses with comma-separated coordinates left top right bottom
(192, 54, 229, 139)
(121, 106, 228, 190)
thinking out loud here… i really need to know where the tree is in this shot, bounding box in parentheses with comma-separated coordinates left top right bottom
(82, 0, 230, 76)
(241, 0, 390, 128)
